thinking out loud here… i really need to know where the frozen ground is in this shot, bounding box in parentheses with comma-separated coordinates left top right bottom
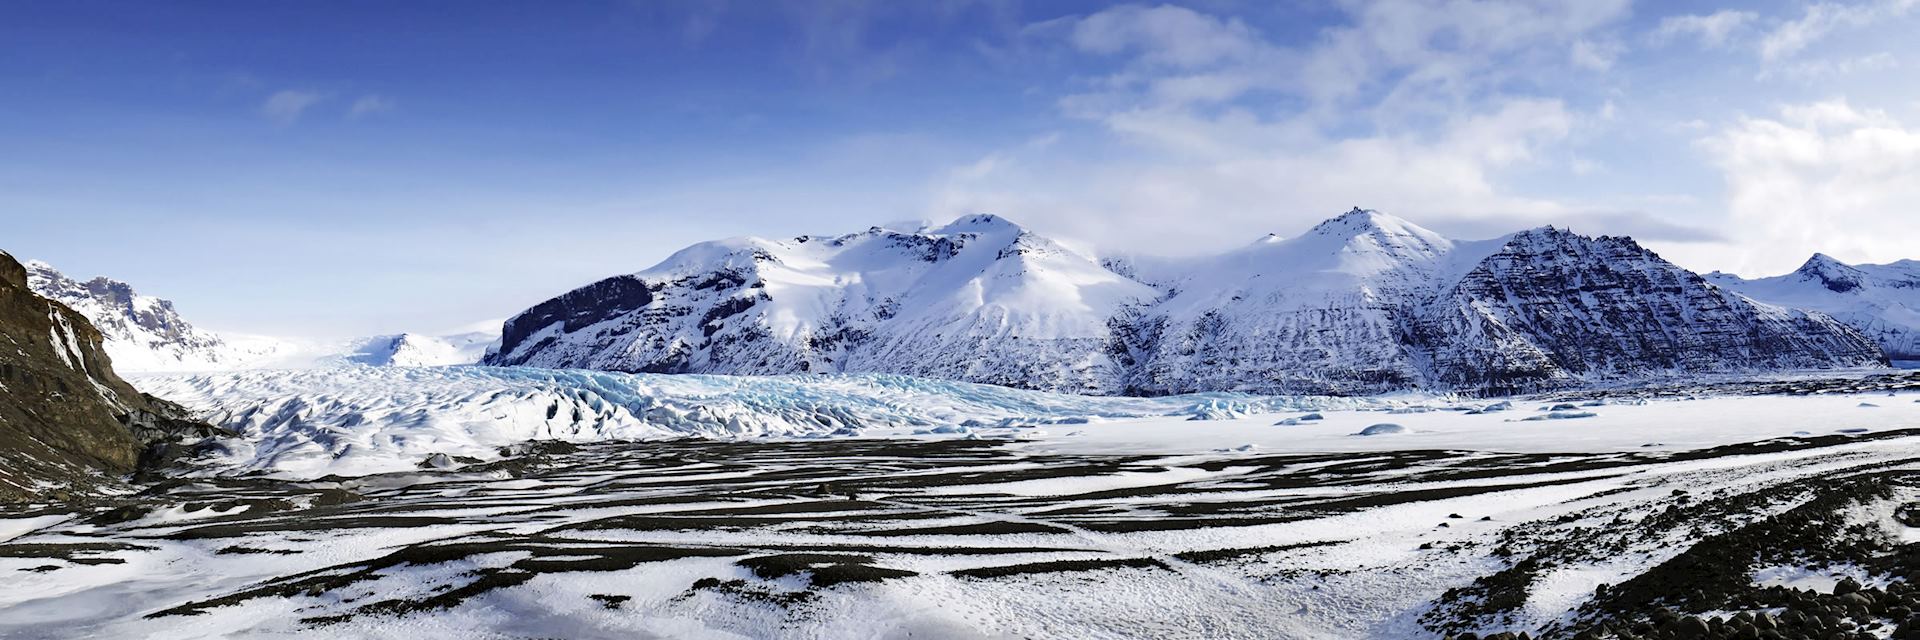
(2, 371, 1918, 638)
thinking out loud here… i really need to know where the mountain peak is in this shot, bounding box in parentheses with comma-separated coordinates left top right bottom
(933, 213, 1024, 235)
(1794, 253, 1865, 293)
(0, 252, 24, 289)
(1797, 252, 1853, 272)
(1290, 208, 1454, 269)
(1305, 208, 1433, 239)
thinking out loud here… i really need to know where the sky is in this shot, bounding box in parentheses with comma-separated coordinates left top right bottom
(4, 0, 1919, 338)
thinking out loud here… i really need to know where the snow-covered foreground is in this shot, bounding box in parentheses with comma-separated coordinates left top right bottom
(2, 407, 1920, 638)
(1, 371, 1918, 638)
(134, 367, 1377, 478)
(0, 370, 1912, 634)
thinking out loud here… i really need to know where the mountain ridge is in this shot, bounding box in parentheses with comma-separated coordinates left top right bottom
(24, 259, 499, 373)
(1709, 254, 1920, 362)
(486, 209, 1889, 395)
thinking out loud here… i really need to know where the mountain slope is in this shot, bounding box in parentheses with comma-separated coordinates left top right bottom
(1708, 255, 1920, 363)
(1113, 209, 1506, 395)
(489, 210, 1889, 395)
(325, 332, 501, 367)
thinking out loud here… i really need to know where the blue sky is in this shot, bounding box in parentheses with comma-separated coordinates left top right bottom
(5, 0, 1919, 337)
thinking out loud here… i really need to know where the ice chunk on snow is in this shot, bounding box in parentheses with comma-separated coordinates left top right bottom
(1355, 423, 1407, 436)
(1516, 411, 1599, 422)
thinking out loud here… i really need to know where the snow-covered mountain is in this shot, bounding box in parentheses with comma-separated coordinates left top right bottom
(24, 259, 499, 371)
(1110, 209, 1508, 394)
(487, 209, 1888, 394)
(487, 214, 1156, 392)
(1708, 254, 1920, 363)
(331, 332, 499, 367)
(23, 259, 289, 372)
(1409, 228, 1885, 394)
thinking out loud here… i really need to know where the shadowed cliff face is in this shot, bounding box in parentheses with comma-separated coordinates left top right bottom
(0, 251, 172, 501)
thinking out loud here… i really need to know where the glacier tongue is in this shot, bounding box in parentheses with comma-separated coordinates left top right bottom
(136, 366, 1372, 478)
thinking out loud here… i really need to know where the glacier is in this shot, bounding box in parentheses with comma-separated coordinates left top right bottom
(136, 366, 1376, 478)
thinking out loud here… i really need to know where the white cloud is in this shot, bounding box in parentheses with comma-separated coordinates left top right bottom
(944, 1, 1642, 252)
(1299, 0, 1629, 107)
(1760, 0, 1918, 61)
(1759, 52, 1900, 82)
(1571, 38, 1624, 71)
(1694, 99, 1920, 275)
(261, 89, 324, 124)
(1651, 10, 1757, 48)
(929, 96, 1601, 253)
(349, 95, 396, 118)
(1068, 4, 1261, 69)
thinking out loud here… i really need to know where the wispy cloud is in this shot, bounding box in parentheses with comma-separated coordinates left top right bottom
(1571, 38, 1624, 71)
(349, 94, 396, 118)
(1650, 10, 1757, 49)
(1760, 0, 1919, 61)
(1759, 52, 1900, 82)
(261, 89, 324, 124)
(935, 1, 1634, 252)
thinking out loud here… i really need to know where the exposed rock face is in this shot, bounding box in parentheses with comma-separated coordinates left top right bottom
(486, 210, 1889, 395)
(1411, 229, 1887, 394)
(0, 251, 221, 501)
(1709, 254, 1920, 362)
